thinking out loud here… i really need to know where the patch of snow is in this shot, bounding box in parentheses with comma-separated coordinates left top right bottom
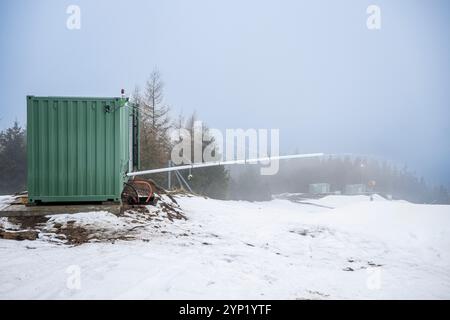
(307, 194, 386, 208)
(0, 217, 21, 231)
(0, 195, 14, 211)
(46, 211, 128, 231)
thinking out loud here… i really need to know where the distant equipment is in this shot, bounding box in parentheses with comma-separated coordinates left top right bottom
(345, 184, 366, 195)
(309, 183, 330, 194)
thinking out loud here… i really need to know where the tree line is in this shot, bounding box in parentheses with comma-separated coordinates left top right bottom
(0, 121, 27, 194)
(130, 69, 229, 199)
(0, 69, 448, 204)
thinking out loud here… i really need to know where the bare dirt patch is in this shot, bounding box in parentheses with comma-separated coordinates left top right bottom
(0, 194, 187, 245)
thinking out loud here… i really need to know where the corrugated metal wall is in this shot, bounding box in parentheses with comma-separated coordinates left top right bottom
(27, 96, 130, 203)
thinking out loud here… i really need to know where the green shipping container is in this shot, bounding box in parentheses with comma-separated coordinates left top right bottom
(27, 96, 138, 204)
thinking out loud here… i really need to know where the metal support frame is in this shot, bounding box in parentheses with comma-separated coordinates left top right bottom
(168, 160, 172, 190)
(175, 170, 193, 193)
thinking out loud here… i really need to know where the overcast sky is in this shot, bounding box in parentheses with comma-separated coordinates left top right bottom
(0, 0, 449, 187)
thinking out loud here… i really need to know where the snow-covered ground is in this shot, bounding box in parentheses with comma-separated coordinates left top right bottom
(1, 194, 450, 299)
(0, 196, 14, 211)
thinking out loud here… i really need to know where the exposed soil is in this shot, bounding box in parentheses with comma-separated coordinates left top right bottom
(0, 192, 187, 245)
(7, 216, 50, 229)
(0, 229, 39, 241)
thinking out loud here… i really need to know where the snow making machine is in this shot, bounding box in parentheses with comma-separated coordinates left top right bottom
(26, 91, 324, 208)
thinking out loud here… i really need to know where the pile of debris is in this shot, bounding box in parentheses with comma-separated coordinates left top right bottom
(0, 192, 187, 245)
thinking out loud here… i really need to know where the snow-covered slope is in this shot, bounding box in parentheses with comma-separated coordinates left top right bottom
(0, 195, 449, 299)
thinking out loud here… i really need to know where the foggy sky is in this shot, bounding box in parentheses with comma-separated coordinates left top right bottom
(0, 0, 449, 187)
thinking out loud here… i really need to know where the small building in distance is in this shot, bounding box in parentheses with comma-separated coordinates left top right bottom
(345, 184, 366, 195)
(309, 183, 330, 194)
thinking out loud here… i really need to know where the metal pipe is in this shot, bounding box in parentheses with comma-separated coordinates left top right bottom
(174, 169, 183, 189)
(167, 160, 172, 190)
(123, 182, 139, 204)
(128, 105, 133, 174)
(175, 170, 194, 193)
(132, 180, 153, 203)
(127, 153, 324, 177)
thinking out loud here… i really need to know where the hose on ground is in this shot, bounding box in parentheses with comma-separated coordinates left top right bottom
(123, 182, 139, 204)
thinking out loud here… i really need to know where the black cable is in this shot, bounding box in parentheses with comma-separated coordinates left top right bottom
(123, 182, 139, 204)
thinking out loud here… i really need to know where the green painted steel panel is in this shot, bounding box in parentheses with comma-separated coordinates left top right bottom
(27, 96, 131, 203)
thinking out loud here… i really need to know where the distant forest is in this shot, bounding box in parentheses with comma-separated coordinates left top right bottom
(1, 119, 449, 204)
(227, 156, 450, 204)
(0, 121, 26, 195)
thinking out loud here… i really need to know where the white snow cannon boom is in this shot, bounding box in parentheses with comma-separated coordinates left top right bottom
(127, 153, 324, 177)
(122, 153, 324, 205)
